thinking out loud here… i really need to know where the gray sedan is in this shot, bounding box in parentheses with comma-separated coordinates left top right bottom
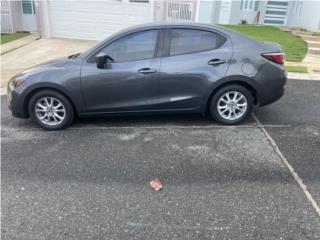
(7, 22, 287, 130)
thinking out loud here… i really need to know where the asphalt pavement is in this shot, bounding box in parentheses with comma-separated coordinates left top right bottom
(1, 79, 320, 240)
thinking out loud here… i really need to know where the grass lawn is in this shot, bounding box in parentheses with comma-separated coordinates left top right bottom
(286, 65, 308, 73)
(1, 32, 30, 44)
(223, 25, 308, 62)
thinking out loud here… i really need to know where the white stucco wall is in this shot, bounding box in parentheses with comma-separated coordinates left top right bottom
(228, 0, 241, 24)
(10, 1, 23, 32)
(197, 1, 215, 23)
(287, 0, 320, 32)
(228, 1, 266, 25)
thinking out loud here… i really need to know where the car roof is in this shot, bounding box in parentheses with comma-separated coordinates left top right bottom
(121, 21, 229, 34)
(118, 21, 253, 44)
(129, 21, 218, 28)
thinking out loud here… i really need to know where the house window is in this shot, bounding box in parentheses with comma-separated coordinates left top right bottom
(21, 0, 34, 14)
(254, 1, 259, 11)
(267, 1, 288, 6)
(265, 10, 286, 15)
(240, 0, 259, 11)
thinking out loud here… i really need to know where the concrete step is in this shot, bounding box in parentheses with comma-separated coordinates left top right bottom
(299, 35, 320, 42)
(304, 54, 320, 61)
(308, 47, 320, 55)
(307, 41, 320, 48)
(280, 26, 301, 31)
(292, 31, 314, 36)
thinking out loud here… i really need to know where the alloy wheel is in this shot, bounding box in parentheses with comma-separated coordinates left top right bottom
(217, 91, 248, 121)
(34, 97, 66, 126)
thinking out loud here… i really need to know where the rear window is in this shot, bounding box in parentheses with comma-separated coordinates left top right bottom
(169, 29, 226, 56)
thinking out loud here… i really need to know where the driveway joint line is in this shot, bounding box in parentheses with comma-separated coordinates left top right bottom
(252, 113, 320, 217)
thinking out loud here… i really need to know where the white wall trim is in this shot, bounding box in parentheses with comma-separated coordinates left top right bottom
(195, 0, 200, 22)
(39, 0, 51, 38)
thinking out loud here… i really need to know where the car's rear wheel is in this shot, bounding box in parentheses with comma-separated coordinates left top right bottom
(28, 90, 74, 130)
(209, 85, 253, 125)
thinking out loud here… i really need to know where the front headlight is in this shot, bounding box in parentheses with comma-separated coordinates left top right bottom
(8, 76, 26, 89)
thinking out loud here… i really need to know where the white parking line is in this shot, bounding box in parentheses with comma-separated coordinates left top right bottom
(252, 113, 320, 217)
(127, 221, 229, 232)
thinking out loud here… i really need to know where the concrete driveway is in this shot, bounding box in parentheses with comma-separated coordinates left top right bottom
(1, 38, 96, 88)
(1, 79, 320, 239)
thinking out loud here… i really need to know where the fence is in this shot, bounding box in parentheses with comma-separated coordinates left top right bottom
(1, 0, 14, 33)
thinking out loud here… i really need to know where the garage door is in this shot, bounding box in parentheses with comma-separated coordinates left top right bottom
(48, 0, 153, 40)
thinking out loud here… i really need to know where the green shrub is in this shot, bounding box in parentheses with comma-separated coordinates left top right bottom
(240, 19, 248, 25)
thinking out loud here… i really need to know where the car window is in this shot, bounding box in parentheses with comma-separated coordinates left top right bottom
(169, 29, 225, 56)
(99, 30, 158, 62)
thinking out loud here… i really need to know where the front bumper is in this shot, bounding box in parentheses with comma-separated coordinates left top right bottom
(7, 84, 28, 119)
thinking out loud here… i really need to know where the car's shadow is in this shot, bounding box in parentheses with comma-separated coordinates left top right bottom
(72, 113, 256, 128)
(1, 113, 256, 130)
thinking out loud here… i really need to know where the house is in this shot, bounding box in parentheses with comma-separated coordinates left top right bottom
(1, 0, 155, 40)
(1, 0, 319, 41)
(197, 0, 320, 32)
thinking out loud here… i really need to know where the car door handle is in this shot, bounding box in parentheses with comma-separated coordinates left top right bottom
(208, 59, 226, 66)
(138, 68, 157, 74)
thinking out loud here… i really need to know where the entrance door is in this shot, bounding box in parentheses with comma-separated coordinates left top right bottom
(264, 0, 288, 26)
(21, 0, 37, 31)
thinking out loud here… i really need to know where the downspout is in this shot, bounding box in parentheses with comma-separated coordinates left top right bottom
(37, 0, 51, 38)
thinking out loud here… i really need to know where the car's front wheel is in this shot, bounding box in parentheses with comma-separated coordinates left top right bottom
(28, 90, 74, 130)
(209, 85, 253, 125)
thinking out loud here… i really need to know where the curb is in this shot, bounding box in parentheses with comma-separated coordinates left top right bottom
(287, 73, 320, 80)
(1, 33, 40, 55)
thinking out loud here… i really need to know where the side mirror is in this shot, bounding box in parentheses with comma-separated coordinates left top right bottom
(95, 52, 114, 69)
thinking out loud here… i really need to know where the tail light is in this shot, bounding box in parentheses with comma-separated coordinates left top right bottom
(262, 53, 285, 64)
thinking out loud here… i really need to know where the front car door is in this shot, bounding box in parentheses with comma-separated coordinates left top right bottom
(157, 27, 233, 111)
(81, 29, 161, 113)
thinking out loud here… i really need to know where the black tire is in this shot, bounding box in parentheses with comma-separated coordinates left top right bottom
(209, 84, 253, 125)
(28, 90, 74, 130)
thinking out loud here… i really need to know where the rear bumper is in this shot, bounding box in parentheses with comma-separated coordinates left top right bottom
(256, 64, 287, 106)
(258, 86, 285, 106)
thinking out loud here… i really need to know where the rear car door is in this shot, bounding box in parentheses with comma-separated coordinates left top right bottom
(157, 28, 233, 111)
(81, 29, 161, 113)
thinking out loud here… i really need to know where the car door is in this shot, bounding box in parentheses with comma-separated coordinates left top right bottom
(157, 28, 233, 111)
(81, 29, 161, 113)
